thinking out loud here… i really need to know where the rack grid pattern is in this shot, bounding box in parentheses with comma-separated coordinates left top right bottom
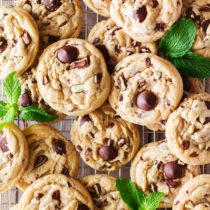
(0, 0, 209, 209)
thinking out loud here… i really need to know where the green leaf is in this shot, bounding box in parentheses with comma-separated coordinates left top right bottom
(159, 18, 196, 58)
(0, 101, 9, 118)
(116, 179, 142, 210)
(169, 51, 210, 78)
(0, 122, 9, 131)
(3, 104, 18, 123)
(3, 71, 21, 104)
(19, 106, 58, 123)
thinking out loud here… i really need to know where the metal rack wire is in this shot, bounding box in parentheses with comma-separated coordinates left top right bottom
(0, 0, 209, 209)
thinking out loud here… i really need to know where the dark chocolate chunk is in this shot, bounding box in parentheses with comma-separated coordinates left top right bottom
(0, 37, 7, 53)
(70, 57, 89, 69)
(52, 139, 66, 155)
(98, 146, 117, 161)
(111, 27, 121, 36)
(119, 94, 123, 101)
(95, 73, 102, 83)
(164, 162, 184, 179)
(57, 46, 78, 63)
(0, 137, 9, 152)
(154, 23, 165, 31)
(18, 93, 32, 107)
(34, 155, 48, 168)
(43, 0, 61, 11)
(149, 0, 159, 8)
(92, 38, 100, 45)
(182, 140, 190, 150)
(61, 167, 70, 177)
(133, 6, 147, 22)
(186, 7, 200, 22)
(52, 190, 61, 206)
(76, 145, 83, 152)
(204, 117, 210, 125)
(190, 152, 199, 157)
(80, 115, 91, 126)
(200, 4, 210, 12)
(145, 57, 151, 67)
(84, 147, 92, 155)
(35, 193, 44, 199)
(166, 180, 179, 188)
(21, 32, 31, 47)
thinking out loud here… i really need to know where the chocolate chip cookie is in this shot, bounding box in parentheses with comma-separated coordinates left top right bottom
(18, 174, 94, 209)
(0, 123, 29, 193)
(0, 5, 39, 79)
(109, 53, 183, 130)
(182, 0, 210, 58)
(88, 18, 157, 71)
(166, 93, 210, 165)
(70, 102, 140, 171)
(173, 174, 210, 209)
(110, 0, 182, 42)
(16, 0, 83, 48)
(36, 38, 111, 116)
(80, 174, 129, 210)
(19, 67, 66, 123)
(130, 140, 201, 208)
(17, 124, 79, 191)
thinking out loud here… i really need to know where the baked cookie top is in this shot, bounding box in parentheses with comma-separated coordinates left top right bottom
(16, 0, 83, 48)
(0, 123, 29, 193)
(130, 140, 201, 208)
(17, 124, 79, 191)
(0, 5, 39, 79)
(109, 53, 183, 130)
(70, 102, 140, 171)
(36, 38, 111, 116)
(182, 0, 210, 58)
(88, 18, 157, 70)
(110, 0, 182, 42)
(166, 93, 210, 165)
(173, 174, 210, 209)
(80, 174, 129, 210)
(18, 174, 94, 210)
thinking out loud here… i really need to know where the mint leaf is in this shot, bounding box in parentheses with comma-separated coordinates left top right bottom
(0, 101, 9, 117)
(3, 104, 18, 123)
(116, 179, 142, 210)
(159, 18, 196, 58)
(0, 122, 9, 131)
(169, 51, 210, 78)
(19, 106, 58, 122)
(3, 71, 21, 104)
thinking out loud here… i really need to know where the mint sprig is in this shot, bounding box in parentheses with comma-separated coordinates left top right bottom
(159, 18, 210, 78)
(116, 179, 163, 210)
(0, 72, 58, 130)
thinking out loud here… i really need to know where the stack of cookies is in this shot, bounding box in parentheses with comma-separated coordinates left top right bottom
(0, 0, 209, 209)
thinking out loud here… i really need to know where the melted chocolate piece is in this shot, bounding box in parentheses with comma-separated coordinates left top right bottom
(0, 37, 7, 53)
(133, 6, 147, 22)
(98, 146, 117, 161)
(0, 137, 9, 152)
(43, 0, 61, 11)
(164, 162, 184, 179)
(52, 139, 66, 155)
(137, 91, 157, 111)
(18, 93, 32, 107)
(34, 155, 48, 168)
(80, 115, 91, 126)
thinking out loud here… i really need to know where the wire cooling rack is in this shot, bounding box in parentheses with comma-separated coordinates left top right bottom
(0, 0, 210, 209)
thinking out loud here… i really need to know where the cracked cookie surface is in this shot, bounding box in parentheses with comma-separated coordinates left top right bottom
(80, 174, 129, 210)
(0, 5, 39, 79)
(18, 174, 94, 210)
(70, 102, 140, 171)
(166, 93, 210, 165)
(0, 123, 29, 193)
(109, 53, 183, 130)
(16, 0, 83, 48)
(110, 0, 182, 42)
(130, 140, 201, 208)
(36, 38, 111, 116)
(173, 174, 210, 209)
(17, 124, 79, 191)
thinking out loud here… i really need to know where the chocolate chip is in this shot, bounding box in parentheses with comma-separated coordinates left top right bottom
(117, 73, 127, 90)
(52, 190, 61, 206)
(104, 138, 114, 146)
(98, 146, 117, 161)
(106, 123, 115, 128)
(35, 193, 44, 199)
(145, 57, 151, 67)
(137, 91, 157, 111)
(95, 73, 102, 83)
(67, 182, 72, 187)
(126, 51, 134, 56)
(149, 0, 158, 8)
(43, 0, 61, 11)
(0, 37, 7, 53)
(111, 27, 121, 36)
(164, 162, 184, 179)
(138, 80, 145, 88)
(166, 180, 179, 188)
(34, 155, 48, 168)
(0, 137, 9, 152)
(21, 32, 31, 47)
(119, 94, 123, 101)
(52, 139, 66, 155)
(140, 47, 151, 53)
(200, 4, 210, 12)
(160, 120, 167, 125)
(190, 152, 199, 157)
(92, 38, 100, 45)
(186, 7, 200, 22)
(78, 204, 90, 210)
(154, 23, 165, 31)
(76, 145, 83, 152)
(84, 147, 92, 155)
(92, 183, 101, 197)
(8, 153, 13, 160)
(133, 6, 147, 22)
(88, 132, 94, 139)
(18, 93, 32, 107)
(95, 45, 110, 62)
(80, 115, 91, 126)
(70, 57, 89, 70)
(114, 45, 120, 53)
(182, 140, 190, 150)
(61, 167, 70, 177)
(155, 160, 163, 169)
(149, 183, 157, 192)
(57, 46, 78, 63)
(202, 19, 210, 35)
(204, 117, 210, 125)
(43, 76, 49, 85)
(48, 35, 60, 44)
(182, 76, 191, 91)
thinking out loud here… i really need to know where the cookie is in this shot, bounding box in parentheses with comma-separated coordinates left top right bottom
(17, 124, 79, 191)
(18, 174, 94, 209)
(0, 123, 29, 193)
(88, 18, 157, 70)
(182, 0, 210, 58)
(18, 67, 66, 123)
(109, 53, 183, 130)
(173, 174, 210, 209)
(110, 0, 182, 42)
(130, 140, 201, 208)
(70, 102, 140, 171)
(80, 174, 129, 210)
(0, 5, 39, 79)
(36, 38, 111, 116)
(166, 93, 210, 165)
(16, 0, 83, 48)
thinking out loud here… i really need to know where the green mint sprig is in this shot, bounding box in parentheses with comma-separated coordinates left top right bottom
(159, 18, 210, 78)
(116, 178, 163, 210)
(0, 72, 58, 130)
